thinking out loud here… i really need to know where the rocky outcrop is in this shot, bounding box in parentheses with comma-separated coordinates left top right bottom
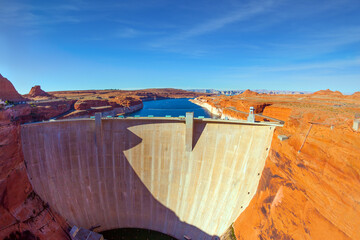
(0, 100, 75, 123)
(0, 74, 26, 102)
(312, 89, 343, 96)
(240, 89, 259, 96)
(0, 107, 70, 240)
(60, 103, 143, 119)
(112, 96, 142, 107)
(74, 99, 110, 110)
(352, 92, 360, 98)
(28, 85, 53, 98)
(65, 97, 143, 119)
(29, 100, 76, 120)
(0, 97, 75, 239)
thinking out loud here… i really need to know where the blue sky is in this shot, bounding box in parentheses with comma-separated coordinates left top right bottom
(0, 0, 359, 94)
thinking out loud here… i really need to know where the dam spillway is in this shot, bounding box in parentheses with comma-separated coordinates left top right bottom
(20, 116, 279, 239)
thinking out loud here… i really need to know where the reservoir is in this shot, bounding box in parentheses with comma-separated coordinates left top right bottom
(126, 98, 216, 118)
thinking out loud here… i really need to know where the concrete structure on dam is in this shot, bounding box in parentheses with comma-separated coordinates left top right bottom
(21, 114, 281, 239)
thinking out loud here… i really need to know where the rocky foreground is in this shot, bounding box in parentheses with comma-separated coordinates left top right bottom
(193, 90, 360, 240)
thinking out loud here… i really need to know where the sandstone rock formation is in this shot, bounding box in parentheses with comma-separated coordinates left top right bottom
(61, 98, 143, 119)
(0, 80, 77, 239)
(0, 74, 26, 102)
(240, 89, 259, 96)
(28, 85, 53, 98)
(112, 96, 142, 107)
(29, 100, 76, 120)
(312, 89, 343, 96)
(352, 92, 360, 98)
(0, 107, 70, 240)
(74, 99, 110, 110)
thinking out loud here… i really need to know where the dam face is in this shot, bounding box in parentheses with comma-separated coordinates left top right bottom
(21, 117, 276, 239)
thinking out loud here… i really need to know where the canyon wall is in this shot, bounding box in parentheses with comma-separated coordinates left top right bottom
(0, 107, 70, 240)
(0, 74, 26, 102)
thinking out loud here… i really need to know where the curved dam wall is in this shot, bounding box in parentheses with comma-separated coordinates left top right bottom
(21, 117, 276, 239)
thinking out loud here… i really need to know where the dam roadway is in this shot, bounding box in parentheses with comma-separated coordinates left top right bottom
(21, 115, 281, 239)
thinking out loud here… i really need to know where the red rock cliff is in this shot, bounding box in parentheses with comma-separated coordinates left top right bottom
(0, 77, 73, 239)
(0, 74, 26, 102)
(0, 107, 70, 240)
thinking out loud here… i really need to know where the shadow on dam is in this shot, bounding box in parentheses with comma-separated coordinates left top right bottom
(20, 117, 277, 239)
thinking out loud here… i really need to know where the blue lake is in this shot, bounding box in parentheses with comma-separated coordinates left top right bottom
(126, 98, 216, 118)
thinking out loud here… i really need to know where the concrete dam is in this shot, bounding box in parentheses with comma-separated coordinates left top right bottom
(21, 114, 280, 239)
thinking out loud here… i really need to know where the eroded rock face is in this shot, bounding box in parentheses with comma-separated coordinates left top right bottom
(30, 100, 76, 120)
(61, 97, 143, 119)
(112, 96, 142, 107)
(0, 100, 75, 123)
(0, 74, 26, 102)
(74, 99, 110, 110)
(0, 108, 70, 240)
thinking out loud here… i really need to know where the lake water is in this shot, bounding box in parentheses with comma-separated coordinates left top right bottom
(126, 98, 216, 118)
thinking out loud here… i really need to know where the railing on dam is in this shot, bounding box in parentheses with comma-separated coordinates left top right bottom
(21, 114, 281, 240)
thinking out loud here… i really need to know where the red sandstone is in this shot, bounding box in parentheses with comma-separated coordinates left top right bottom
(27, 85, 53, 98)
(0, 107, 70, 240)
(74, 99, 110, 110)
(0, 74, 26, 102)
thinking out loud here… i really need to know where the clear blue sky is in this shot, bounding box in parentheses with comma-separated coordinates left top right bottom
(1, 0, 359, 94)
